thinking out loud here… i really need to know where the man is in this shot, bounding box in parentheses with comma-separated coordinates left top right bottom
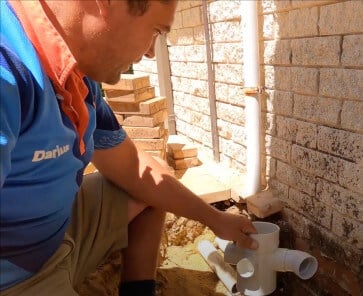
(0, 0, 258, 295)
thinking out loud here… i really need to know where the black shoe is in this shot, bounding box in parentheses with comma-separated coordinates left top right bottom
(119, 279, 156, 296)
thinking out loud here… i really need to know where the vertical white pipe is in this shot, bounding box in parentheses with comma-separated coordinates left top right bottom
(241, 1, 261, 197)
(155, 35, 176, 134)
(242, 1, 260, 88)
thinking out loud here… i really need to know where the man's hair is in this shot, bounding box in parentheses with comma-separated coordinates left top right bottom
(127, 0, 170, 16)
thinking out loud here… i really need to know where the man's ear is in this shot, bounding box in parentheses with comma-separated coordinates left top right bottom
(95, 0, 109, 17)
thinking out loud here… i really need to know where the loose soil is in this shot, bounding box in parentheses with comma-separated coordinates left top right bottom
(78, 209, 236, 296)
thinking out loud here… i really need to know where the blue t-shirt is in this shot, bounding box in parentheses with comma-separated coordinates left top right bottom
(0, 1, 126, 290)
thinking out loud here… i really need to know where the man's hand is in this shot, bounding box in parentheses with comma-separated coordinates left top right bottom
(209, 211, 259, 250)
(92, 137, 259, 251)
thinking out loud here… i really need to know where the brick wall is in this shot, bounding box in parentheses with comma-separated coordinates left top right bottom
(260, 1, 362, 295)
(168, 0, 249, 171)
(135, 1, 362, 294)
(132, 57, 160, 96)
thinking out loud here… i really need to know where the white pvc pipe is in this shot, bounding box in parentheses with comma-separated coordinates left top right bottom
(241, 1, 260, 88)
(271, 248, 318, 280)
(235, 222, 279, 295)
(216, 222, 318, 296)
(198, 240, 240, 295)
(236, 258, 255, 278)
(215, 237, 230, 252)
(241, 0, 261, 198)
(222, 241, 247, 265)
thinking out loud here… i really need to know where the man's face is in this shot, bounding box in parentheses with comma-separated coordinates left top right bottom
(79, 0, 177, 84)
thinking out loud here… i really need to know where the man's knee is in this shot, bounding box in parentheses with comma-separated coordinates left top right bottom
(128, 198, 148, 223)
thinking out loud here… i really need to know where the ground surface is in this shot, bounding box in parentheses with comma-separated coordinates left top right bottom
(78, 207, 295, 296)
(79, 155, 247, 296)
(78, 162, 294, 295)
(78, 212, 232, 296)
(156, 214, 231, 296)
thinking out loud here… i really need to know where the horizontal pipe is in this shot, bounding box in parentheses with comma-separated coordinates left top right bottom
(271, 248, 318, 280)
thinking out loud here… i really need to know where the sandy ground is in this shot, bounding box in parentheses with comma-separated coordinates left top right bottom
(80, 162, 236, 296)
(78, 213, 232, 296)
(156, 214, 230, 296)
(156, 235, 230, 296)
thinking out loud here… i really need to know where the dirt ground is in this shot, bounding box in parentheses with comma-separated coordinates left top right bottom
(80, 161, 240, 296)
(156, 213, 231, 296)
(78, 211, 233, 296)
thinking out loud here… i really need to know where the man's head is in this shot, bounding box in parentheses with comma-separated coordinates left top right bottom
(45, 0, 177, 83)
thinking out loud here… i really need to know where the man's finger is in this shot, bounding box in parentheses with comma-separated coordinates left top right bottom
(236, 233, 259, 250)
(240, 220, 258, 234)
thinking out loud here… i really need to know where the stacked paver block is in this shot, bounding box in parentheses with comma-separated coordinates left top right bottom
(166, 135, 199, 170)
(102, 74, 168, 160)
(246, 190, 283, 218)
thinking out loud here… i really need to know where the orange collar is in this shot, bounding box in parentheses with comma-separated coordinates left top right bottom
(9, 0, 79, 88)
(9, 0, 90, 154)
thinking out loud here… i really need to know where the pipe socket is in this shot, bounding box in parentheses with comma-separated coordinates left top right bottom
(271, 248, 318, 280)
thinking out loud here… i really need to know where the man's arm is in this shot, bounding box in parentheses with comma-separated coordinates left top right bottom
(92, 136, 258, 249)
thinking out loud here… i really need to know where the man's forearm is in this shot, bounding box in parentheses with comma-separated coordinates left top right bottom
(91, 136, 221, 225)
(92, 136, 258, 249)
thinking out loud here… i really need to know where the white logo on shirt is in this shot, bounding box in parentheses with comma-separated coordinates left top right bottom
(32, 145, 70, 162)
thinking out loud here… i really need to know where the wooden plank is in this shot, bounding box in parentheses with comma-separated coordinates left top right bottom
(102, 74, 150, 91)
(104, 86, 155, 103)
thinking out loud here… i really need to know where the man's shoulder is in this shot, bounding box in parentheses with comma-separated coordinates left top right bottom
(1, 0, 44, 84)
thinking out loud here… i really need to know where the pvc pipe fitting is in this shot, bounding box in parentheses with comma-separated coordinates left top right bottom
(213, 222, 318, 296)
(271, 248, 318, 280)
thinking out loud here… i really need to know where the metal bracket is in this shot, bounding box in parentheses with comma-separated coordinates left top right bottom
(242, 86, 264, 95)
